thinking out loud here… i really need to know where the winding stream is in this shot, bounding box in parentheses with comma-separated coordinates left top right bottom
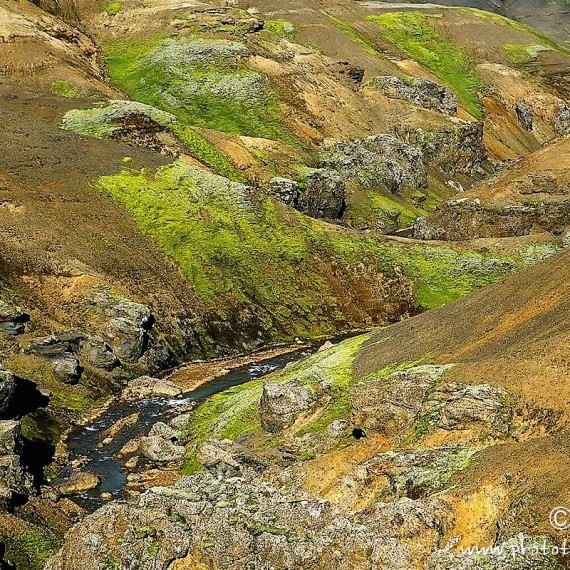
(58, 346, 315, 511)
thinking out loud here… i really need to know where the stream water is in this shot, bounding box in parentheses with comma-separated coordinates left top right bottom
(58, 346, 315, 511)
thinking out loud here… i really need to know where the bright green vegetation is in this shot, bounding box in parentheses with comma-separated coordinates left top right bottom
(51, 80, 82, 98)
(264, 19, 296, 38)
(60, 101, 242, 181)
(327, 16, 381, 56)
(367, 12, 486, 118)
(104, 36, 291, 142)
(104, 2, 122, 16)
(6, 528, 62, 570)
(97, 161, 516, 334)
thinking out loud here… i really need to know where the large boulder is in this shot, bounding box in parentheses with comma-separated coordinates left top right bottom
(296, 167, 346, 219)
(139, 422, 185, 466)
(371, 75, 458, 115)
(79, 337, 118, 371)
(52, 356, 82, 384)
(258, 381, 314, 433)
(515, 99, 533, 131)
(267, 176, 299, 206)
(320, 134, 427, 194)
(58, 471, 101, 496)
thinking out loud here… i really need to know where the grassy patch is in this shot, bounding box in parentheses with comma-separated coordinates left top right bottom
(51, 80, 82, 98)
(367, 12, 486, 118)
(503, 43, 551, 64)
(104, 2, 122, 16)
(104, 36, 292, 142)
(264, 19, 296, 38)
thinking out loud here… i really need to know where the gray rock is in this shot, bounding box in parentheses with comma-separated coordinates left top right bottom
(79, 337, 118, 371)
(52, 356, 82, 384)
(29, 331, 85, 358)
(556, 104, 570, 134)
(0, 300, 28, 335)
(0, 420, 33, 498)
(515, 99, 533, 131)
(258, 381, 314, 433)
(320, 134, 427, 194)
(267, 177, 299, 205)
(0, 365, 15, 413)
(398, 119, 486, 176)
(138, 435, 186, 466)
(296, 167, 346, 219)
(92, 292, 153, 364)
(371, 75, 458, 115)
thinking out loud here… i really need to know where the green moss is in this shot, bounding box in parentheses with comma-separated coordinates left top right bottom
(104, 2, 122, 16)
(367, 12, 486, 118)
(264, 19, 296, 38)
(50, 385, 100, 413)
(8, 528, 62, 570)
(51, 80, 83, 98)
(104, 36, 292, 142)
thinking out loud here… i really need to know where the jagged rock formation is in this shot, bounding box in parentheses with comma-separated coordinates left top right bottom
(371, 75, 458, 115)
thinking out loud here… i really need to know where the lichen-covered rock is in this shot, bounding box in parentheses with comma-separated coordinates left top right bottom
(556, 104, 570, 134)
(122, 375, 182, 401)
(139, 422, 186, 466)
(351, 365, 513, 443)
(320, 134, 427, 194)
(0, 300, 28, 335)
(267, 176, 299, 205)
(259, 381, 314, 432)
(398, 119, 486, 176)
(515, 99, 533, 131)
(0, 365, 15, 413)
(52, 356, 82, 384)
(371, 75, 458, 115)
(45, 473, 454, 570)
(296, 167, 346, 219)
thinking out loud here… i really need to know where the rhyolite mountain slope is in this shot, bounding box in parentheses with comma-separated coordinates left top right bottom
(1, 0, 570, 567)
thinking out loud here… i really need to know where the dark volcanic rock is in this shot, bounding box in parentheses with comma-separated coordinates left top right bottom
(515, 99, 533, 132)
(296, 167, 346, 219)
(0, 366, 15, 414)
(267, 176, 299, 205)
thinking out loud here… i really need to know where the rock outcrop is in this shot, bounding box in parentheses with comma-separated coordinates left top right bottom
(122, 376, 182, 401)
(296, 167, 346, 219)
(0, 421, 33, 502)
(371, 75, 458, 115)
(0, 365, 15, 414)
(320, 134, 427, 193)
(0, 300, 28, 336)
(258, 381, 314, 433)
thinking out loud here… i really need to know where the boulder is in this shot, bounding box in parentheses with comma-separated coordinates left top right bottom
(320, 134, 427, 194)
(258, 381, 314, 433)
(371, 75, 458, 115)
(52, 357, 82, 384)
(122, 376, 182, 401)
(267, 177, 299, 205)
(296, 168, 346, 219)
(556, 104, 570, 134)
(0, 365, 15, 413)
(79, 337, 118, 370)
(58, 471, 101, 496)
(515, 99, 533, 131)
(30, 331, 85, 358)
(138, 436, 185, 466)
(0, 300, 28, 335)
